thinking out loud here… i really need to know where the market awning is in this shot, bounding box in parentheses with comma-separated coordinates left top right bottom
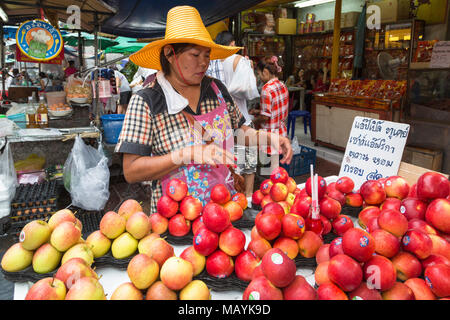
(62, 32, 119, 49)
(0, 0, 116, 32)
(99, 0, 265, 38)
(104, 36, 147, 54)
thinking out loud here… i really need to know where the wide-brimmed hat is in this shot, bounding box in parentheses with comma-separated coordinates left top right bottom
(130, 6, 242, 70)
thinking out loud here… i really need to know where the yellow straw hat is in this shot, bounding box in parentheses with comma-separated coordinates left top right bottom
(130, 6, 242, 70)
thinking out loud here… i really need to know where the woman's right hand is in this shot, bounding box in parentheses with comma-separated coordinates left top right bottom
(175, 144, 236, 167)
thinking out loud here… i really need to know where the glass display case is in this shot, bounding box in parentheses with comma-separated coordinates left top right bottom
(408, 68, 450, 112)
(363, 19, 425, 80)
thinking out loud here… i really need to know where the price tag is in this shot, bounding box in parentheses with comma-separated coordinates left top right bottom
(430, 41, 450, 68)
(339, 117, 410, 189)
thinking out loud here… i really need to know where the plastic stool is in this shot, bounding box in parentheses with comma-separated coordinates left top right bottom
(287, 110, 311, 140)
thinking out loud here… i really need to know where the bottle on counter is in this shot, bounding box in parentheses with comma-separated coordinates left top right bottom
(36, 96, 49, 128)
(26, 96, 38, 128)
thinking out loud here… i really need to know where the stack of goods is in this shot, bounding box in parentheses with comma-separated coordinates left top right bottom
(318, 79, 407, 109)
(413, 41, 438, 63)
(65, 77, 92, 104)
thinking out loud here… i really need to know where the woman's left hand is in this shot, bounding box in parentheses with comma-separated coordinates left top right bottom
(271, 133, 293, 165)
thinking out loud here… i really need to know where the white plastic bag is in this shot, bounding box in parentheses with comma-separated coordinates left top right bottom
(63, 135, 110, 211)
(227, 57, 260, 101)
(0, 141, 18, 218)
(291, 136, 301, 155)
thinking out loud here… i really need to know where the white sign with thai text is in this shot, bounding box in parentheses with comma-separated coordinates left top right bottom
(339, 117, 410, 190)
(430, 41, 450, 68)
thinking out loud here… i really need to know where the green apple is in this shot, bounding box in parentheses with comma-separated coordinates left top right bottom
(85, 230, 111, 258)
(50, 221, 81, 252)
(65, 277, 106, 300)
(25, 277, 66, 300)
(111, 232, 138, 259)
(1, 243, 34, 272)
(32, 243, 62, 274)
(61, 243, 94, 266)
(137, 233, 160, 255)
(20, 220, 52, 251)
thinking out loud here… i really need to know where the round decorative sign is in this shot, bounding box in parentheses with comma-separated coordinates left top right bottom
(16, 19, 63, 61)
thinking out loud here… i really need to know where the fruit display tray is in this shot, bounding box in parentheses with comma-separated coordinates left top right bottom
(11, 181, 58, 209)
(294, 232, 339, 269)
(232, 208, 259, 229)
(341, 205, 363, 218)
(65, 205, 105, 239)
(162, 230, 195, 246)
(194, 270, 249, 292)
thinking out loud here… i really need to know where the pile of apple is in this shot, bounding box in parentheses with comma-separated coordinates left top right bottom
(312, 171, 450, 300)
(151, 179, 248, 237)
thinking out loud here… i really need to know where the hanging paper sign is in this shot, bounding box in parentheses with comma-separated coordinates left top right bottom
(15, 19, 63, 61)
(15, 46, 64, 65)
(339, 117, 410, 189)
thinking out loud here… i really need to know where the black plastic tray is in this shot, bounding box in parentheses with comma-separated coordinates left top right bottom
(194, 269, 249, 292)
(341, 205, 363, 218)
(232, 208, 259, 229)
(161, 230, 194, 246)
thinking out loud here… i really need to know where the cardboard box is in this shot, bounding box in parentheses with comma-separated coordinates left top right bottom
(276, 18, 297, 35)
(367, 0, 410, 24)
(398, 162, 448, 186)
(402, 145, 443, 172)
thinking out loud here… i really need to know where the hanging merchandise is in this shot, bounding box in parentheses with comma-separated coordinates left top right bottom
(0, 141, 19, 218)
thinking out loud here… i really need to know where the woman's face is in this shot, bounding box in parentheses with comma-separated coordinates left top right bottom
(298, 69, 304, 77)
(165, 45, 211, 85)
(257, 68, 271, 83)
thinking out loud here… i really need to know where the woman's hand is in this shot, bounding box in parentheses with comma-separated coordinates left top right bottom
(268, 133, 293, 165)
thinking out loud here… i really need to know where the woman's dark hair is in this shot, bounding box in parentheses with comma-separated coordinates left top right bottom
(160, 43, 196, 75)
(39, 72, 47, 78)
(214, 31, 234, 46)
(12, 68, 19, 76)
(256, 57, 280, 76)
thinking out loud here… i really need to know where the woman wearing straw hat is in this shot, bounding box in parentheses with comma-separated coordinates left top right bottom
(115, 6, 293, 213)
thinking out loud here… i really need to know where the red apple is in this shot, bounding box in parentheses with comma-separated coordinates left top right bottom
(363, 255, 396, 292)
(407, 218, 437, 235)
(402, 230, 433, 259)
(191, 216, 205, 235)
(342, 228, 375, 262)
(273, 237, 299, 259)
(193, 226, 219, 256)
(327, 182, 337, 193)
(332, 215, 354, 236)
(360, 180, 386, 205)
(283, 275, 317, 300)
(381, 282, 415, 300)
(328, 254, 363, 292)
(425, 198, 450, 234)
(384, 176, 410, 200)
(404, 278, 436, 300)
(297, 231, 323, 258)
(235, 250, 261, 282)
(231, 193, 248, 210)
(378, 209, 408, 237)
(366, 216, 381, 233)
(223, 201, 244, 222)
(306, 176, 327, 200)
(290, 196, 312, 219)
(408, 183, 418, 198)
(319, 196, 341, 220)
(156, 195, 178, 218)
(270, 167, 289, 184)
(424, 264, 450, 297)
(242, 276, 283, 300)
(429, 234, 450, 261)
(285, 177, 298, 194)
(320, 215, 332, 235)
(218, 226, 246, 257)
(345, 193, 363, 208)
(277, 201, 290, 215)
(260, 179, 274, 196)
(328, 237, 344, 258)
(168, 214, 191, 237)
(317, 283, 348, 300)
(391, 252, 422, 281)
(400, 197, 427, 220)
(261, 195, 273, 208)
(336, 176, 355, 194)
(261, 248, 296, 288)
(371, 229, 400, 258)
(247, 238, 272, 259)
(210, 184, 231, 205)
(180, 196, 202, 221)
(327, 189, 346, 206)
(149, 213, 168, 234)
(270, 182, 288, 202)
(165, 178, 188, 202)
(348, 282, 382, 300)
(202, 202, 230, 233)
(281, 214, 305, 240)
(316, 244, 331, 264)
(315, 261, 332, 286)
(422, 254, 450, 269)
(206, 250, 234, 278)
(380, 198, 401, 211)
(262, 202, 285, 221)
(417, 172, 450, 200)
(358, 206, 380, 229)
(252, 190, 264, 206)
(255, 212, 281, 241)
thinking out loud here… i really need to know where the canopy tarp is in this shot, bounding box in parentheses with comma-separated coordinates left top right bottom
(100, 0, 264, 38)
(104, 36, 147, 54)
(62, 32, 119, 49)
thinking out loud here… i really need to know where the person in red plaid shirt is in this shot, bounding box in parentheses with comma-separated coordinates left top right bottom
(253, 56, 289, 170)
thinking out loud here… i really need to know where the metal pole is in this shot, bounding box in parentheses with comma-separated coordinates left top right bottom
(331, 0, 342, 80)
(78, 31, 84, 73)
(1, 21, 6, 100)
(94, 13, 100, 127)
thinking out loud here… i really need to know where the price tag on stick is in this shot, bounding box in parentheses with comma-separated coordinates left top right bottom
(339, 117, 410, 190)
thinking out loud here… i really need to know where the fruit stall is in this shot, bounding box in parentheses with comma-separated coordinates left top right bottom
(1, 161, 450, 300)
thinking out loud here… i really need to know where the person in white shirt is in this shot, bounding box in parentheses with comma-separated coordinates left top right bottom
(215, 31, 260, 197)
(130, 66, 157, 93)
(114, 69, 132, 114)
